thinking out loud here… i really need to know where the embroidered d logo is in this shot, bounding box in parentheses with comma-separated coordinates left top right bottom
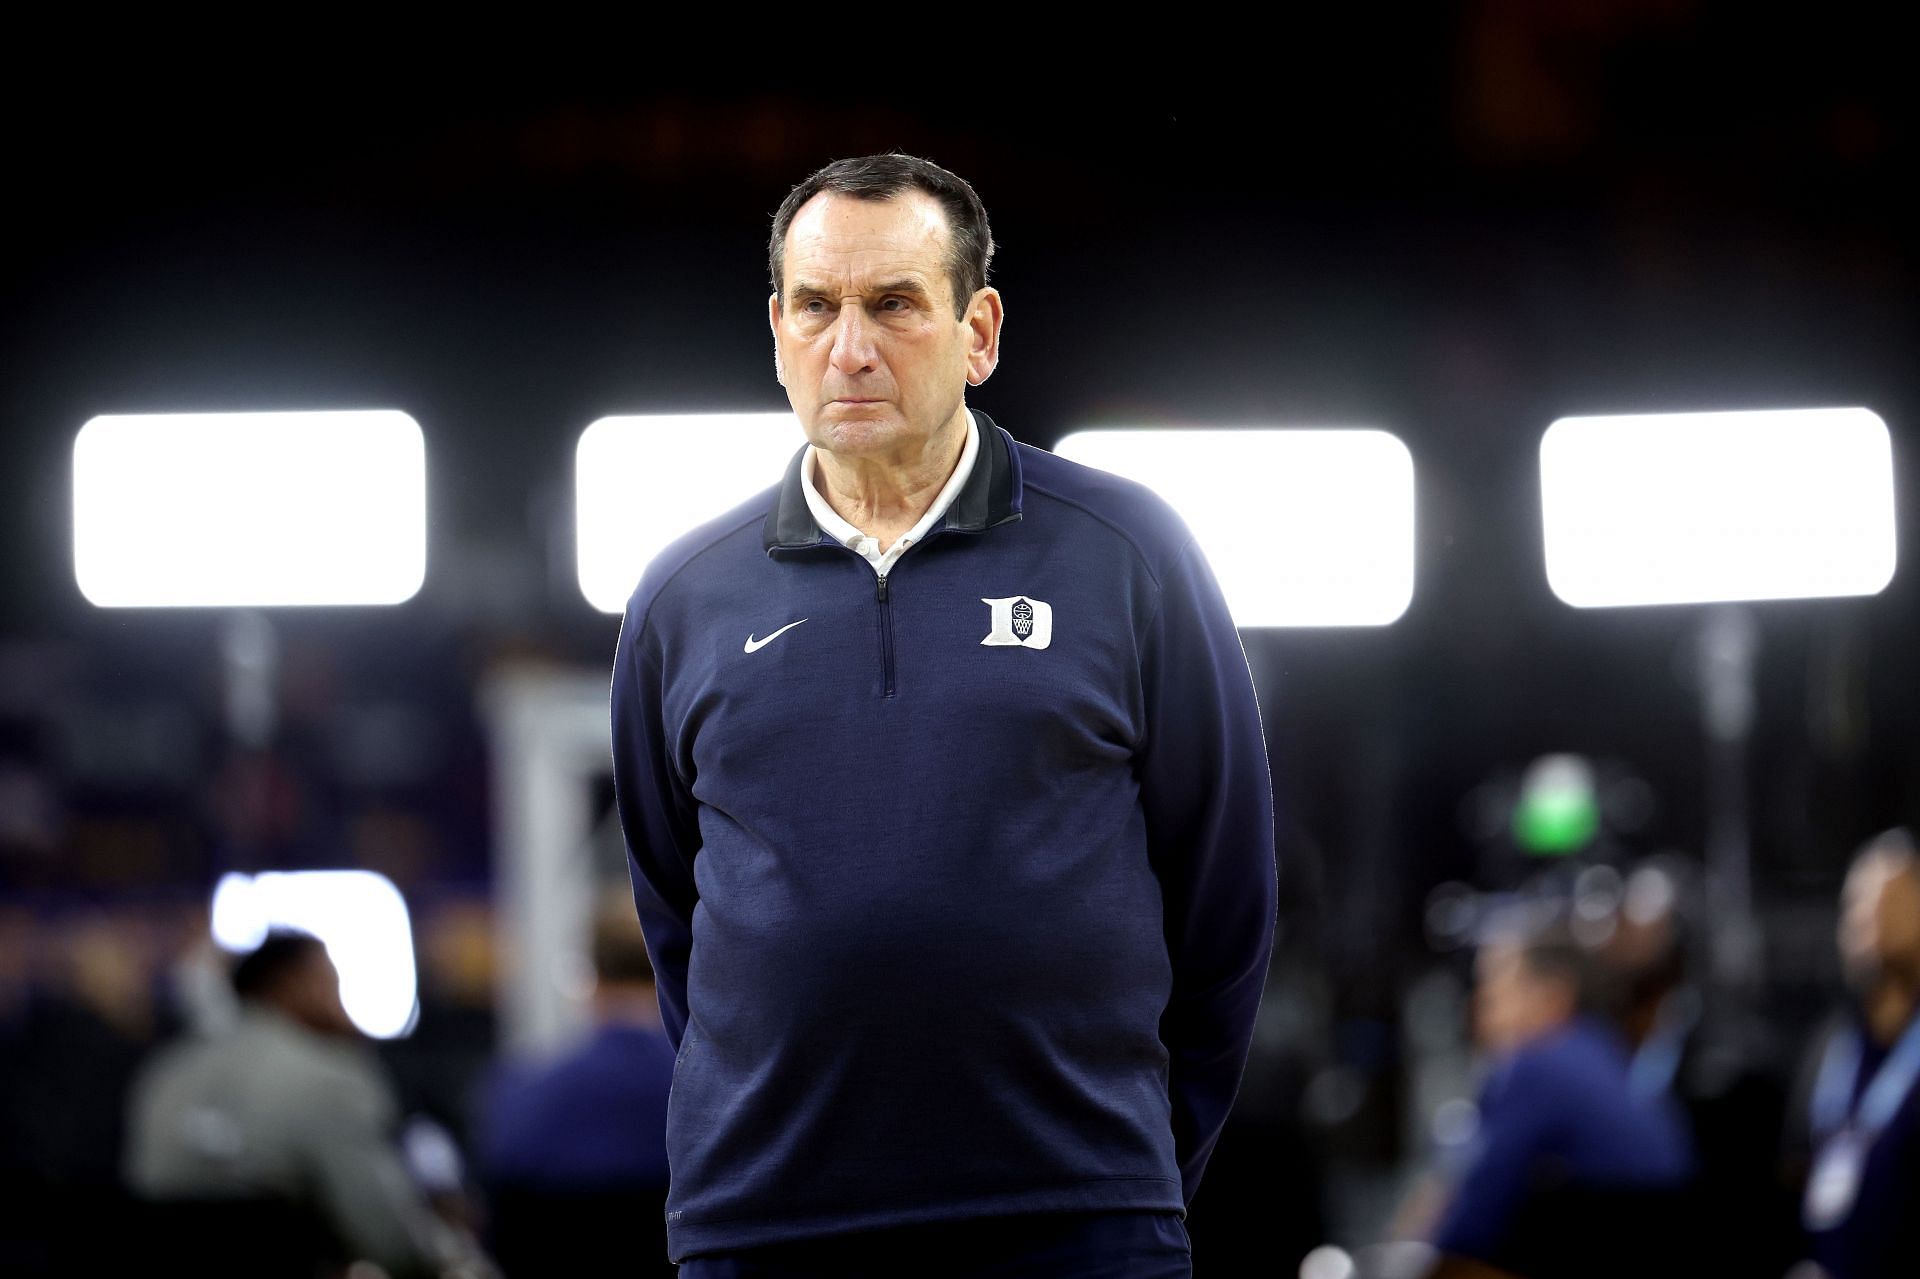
(981, 596, 1053, 649)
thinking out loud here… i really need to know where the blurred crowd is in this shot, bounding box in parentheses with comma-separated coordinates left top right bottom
(1371, 829, 1920, 1279)
(0, 888, 676, 1278)
(3, 831, 1917, 1278)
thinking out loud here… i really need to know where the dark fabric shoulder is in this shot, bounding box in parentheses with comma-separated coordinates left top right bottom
(623, 476, 791, 632)
(1014, 443, 1198, 589)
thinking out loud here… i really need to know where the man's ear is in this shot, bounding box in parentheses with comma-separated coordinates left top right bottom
(964, 287, 1003, 387)
(768, 292, 785, 386)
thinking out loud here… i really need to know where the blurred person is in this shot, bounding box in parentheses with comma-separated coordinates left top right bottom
(1410, 916, 1694, 1279)
(1597, 858, 1795, 1276)
(1787, 828, 1920, 1279)
(477, 891, 675, 1277)
(611, 152, 1277, 1276)
(124, 929, 496, 1279)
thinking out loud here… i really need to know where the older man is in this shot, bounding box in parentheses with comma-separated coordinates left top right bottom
(610, 153, 1277, 1276)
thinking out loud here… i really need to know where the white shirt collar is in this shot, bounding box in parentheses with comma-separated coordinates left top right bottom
(801, 410, 980, 577)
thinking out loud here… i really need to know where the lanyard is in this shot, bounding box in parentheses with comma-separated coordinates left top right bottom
(1810, 1012, 1920, 1146)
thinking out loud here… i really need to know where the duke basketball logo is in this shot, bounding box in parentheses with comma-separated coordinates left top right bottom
(981, 596, 1053, 649)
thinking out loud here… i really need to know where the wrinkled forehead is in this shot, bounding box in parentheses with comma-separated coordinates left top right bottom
(782, 190, 953, 294)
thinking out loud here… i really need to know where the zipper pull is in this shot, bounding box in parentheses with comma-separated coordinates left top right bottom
(876, 575, 889, 603)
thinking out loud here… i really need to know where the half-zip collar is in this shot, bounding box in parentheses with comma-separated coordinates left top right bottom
(800, 412, 979, 575)
(764, 409, 1024, 555)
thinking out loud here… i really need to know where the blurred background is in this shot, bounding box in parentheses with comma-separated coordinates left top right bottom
(2, 6, 1915, 1277)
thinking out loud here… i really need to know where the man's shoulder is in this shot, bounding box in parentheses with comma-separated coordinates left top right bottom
(130, 1030, 222, 1101)
(1516, 1020, 1630, 1078)
(487, 1027, 674, 1116)
(133, 1020, 388, 1118)
(1012, 440, 1196, 582)
(622, 479, 785, 626)
(232, 1015, 395, 1114)
(1490, 1021, 1652, 1131)
(480, 1053, 553, 1123)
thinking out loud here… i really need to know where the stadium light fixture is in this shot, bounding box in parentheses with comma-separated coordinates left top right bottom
(1053, 428, 1416, 627)
(576, 413, 803, 614)
(1540, 407, 1896, 608)
(210, 869, 420, 1039)
(73, 411, 426, 608)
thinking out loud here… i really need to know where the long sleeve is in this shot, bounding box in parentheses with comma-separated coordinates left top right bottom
(1136, 536, 1279, 1206)
(610, 596, 703, 1054)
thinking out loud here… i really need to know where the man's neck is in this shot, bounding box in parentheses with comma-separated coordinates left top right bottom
(247, 1000, 349, 1043)
(812, 407, 969, 549)
(1864, 980, 1920, 1047)
(1621, 999, 1661, 1050)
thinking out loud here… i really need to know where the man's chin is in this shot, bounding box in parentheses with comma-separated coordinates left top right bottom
(809, 414, 911, 455)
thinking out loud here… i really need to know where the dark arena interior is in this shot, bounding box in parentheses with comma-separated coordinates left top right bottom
(1, 10, 1916, 1278)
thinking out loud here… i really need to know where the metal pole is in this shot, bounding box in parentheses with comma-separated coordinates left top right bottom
(219, 609, 280, 748)
(480, 666, 613, 1054)
(1697, 605, 1761, 991)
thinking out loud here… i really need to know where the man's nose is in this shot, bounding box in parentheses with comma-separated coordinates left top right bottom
(828, 304, 878, 374)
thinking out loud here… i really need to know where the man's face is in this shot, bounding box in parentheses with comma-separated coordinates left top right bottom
(770, 190, 999, 460)
(287, 947, 358, 1039)
(1474, 940, 1573, 1054)
(1839, 850, 1920, 995)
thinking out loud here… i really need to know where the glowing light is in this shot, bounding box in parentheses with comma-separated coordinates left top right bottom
(73, 411, 426, 608)
(577, 413, 803, 613)
(1514, 754, 1599, 856)
(210, 870, 419, 1039)
(1300, 1246, 1357, 1279)
(1541, 408, 1896, 608)
(1624, 864, 1679, 925)
(1053, 429, 1415, 627)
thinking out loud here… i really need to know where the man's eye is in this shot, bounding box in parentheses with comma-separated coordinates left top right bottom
(800, 298, 829, 314)
(879, 297, 909, 312)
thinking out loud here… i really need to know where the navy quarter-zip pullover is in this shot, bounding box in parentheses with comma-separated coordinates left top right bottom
(611, 412, 1278, 1261)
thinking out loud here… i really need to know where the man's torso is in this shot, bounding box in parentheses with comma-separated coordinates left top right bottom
(629, 427, 1200, 1254)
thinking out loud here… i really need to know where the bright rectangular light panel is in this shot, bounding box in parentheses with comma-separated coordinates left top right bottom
(578, 413, 804, 613)
(210, 870, 419, 1039)
(1054, 429, 1416, 627)
(1541, 408, 1897, 608)
(73, 411, 426, 608)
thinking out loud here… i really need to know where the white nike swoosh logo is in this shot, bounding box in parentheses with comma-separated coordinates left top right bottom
(744, 619, 808, 654)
